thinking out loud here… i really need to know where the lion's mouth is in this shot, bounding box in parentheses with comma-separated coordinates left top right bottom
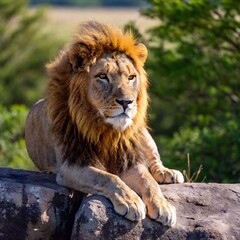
(107, 112, 129, 119)
(104, 112, 133, 131)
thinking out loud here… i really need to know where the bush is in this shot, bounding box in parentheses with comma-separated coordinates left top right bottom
(0, 105, 35, 170)
(158, 123, 240, 183)
(136, 0, 240, 182)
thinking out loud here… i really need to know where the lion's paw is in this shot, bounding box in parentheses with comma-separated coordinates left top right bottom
(146, 196, 176, 227)
(111, 189, 146, 221)
(152, 167, 184, 184)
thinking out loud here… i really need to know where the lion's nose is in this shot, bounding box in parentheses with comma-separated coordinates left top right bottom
(115, 99, 133, 111)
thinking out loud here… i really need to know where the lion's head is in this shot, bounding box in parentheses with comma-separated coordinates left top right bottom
(47, 21, 148, 153)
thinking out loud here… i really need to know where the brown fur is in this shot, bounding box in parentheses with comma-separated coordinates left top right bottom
(46, 21, 149, 174)
(26, 21, 184, 227)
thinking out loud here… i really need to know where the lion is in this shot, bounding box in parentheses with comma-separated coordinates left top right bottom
(25, 21, 184, 227)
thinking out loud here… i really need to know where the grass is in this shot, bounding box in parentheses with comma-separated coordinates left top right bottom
(36, 7, 157, 43)
(183, 153, 206, 183)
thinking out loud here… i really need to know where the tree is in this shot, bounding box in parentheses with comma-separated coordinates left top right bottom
(0, 0, 63, 169)
(139, 0, 240, 182)
(0, 0, 62, 106)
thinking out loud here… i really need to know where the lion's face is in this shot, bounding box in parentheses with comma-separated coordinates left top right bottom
(87, 52, 139, 131)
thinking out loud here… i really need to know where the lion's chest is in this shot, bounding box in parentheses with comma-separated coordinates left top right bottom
(79, 138, 139, 174)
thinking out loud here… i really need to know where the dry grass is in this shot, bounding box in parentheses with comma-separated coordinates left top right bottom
(42, 7, 157, 42)
(183, 153, 206, 183)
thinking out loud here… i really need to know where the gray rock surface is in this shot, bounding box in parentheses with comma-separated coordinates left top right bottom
(72, 183, 240, 240)
(0, 168, 82, 240)
(1, 168, 239, 240)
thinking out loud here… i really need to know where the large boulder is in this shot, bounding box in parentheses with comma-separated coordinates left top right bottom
(72, 183, 240, 240)
(1, 168, 239, 240)
(0, 168, 82, 240)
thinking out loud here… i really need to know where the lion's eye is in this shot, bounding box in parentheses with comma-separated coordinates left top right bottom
(97, 73, 109, 84)
(96, 73, 109, 84)
(128, 75, 136, 81)
(98, 73, 108, 80)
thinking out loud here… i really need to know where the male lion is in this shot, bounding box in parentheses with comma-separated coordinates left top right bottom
(25, 21, 184, 227)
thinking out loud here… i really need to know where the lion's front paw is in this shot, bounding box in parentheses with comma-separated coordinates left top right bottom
(110, 188, 146, 221)
(152, 167, 184, 184)
(145, 196, 176, 227)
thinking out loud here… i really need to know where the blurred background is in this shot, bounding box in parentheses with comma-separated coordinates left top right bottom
(0, 0, 239, 183)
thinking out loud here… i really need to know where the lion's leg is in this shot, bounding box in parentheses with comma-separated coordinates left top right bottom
(141, 128, 184, 184)
(121, 164, 176, 227)
(56, 161, 146, 221)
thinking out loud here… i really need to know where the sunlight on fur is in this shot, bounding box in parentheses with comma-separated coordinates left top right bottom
(25, 21, 184, 228)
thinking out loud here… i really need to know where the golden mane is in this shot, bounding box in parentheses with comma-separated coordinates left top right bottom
(46, 21, 149, 173)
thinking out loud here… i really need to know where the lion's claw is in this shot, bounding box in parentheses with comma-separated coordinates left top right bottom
(155, 203, 176, 227)
(111, 189, 146, 221)
(153, 167, 184, 184)
(146, 195, 176, 227)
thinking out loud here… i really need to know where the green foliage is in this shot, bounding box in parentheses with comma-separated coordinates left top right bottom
(157, 123, 240, 183)
(0, 0, 62, 106)
(0, 0, 62, 169)
(0, 105, 35, 170)
(139, 0, 240, 182)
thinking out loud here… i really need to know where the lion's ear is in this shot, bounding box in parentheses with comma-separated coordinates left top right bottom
(135, 43, 148, 64)
(69, 43, 91, 72)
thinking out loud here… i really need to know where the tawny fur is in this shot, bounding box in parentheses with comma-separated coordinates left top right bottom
(25, 21, 184, 227)
(46, 21, 148, 174)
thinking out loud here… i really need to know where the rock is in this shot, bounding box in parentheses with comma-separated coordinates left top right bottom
(0, 168, 82, 240)
(72, 183, 240, 240)
(1, 168, 239, 240)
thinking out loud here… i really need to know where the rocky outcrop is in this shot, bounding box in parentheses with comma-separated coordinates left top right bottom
(0, 168, 82, 240)
(0, 168, 240, 240)
(72, 183, 240, 240)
